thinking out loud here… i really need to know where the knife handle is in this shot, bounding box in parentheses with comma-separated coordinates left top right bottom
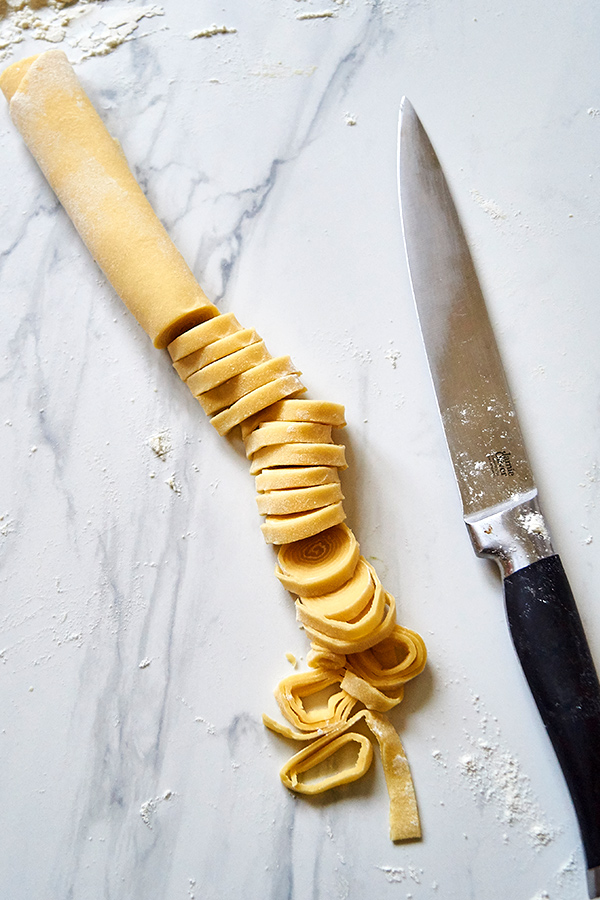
(504, 554, 600, 870)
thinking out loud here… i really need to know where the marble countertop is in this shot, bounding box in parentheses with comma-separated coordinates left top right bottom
(1, 2, 599, 898)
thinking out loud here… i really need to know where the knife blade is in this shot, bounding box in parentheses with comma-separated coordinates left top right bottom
(397, 97, 600, 898)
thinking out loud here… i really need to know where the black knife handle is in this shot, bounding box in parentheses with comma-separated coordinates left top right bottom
(504, 555, 600, 869)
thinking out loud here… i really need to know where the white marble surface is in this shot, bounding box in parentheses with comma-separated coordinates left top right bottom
(1, 2, 599, 898)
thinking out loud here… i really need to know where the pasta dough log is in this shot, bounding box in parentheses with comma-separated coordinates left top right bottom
(0, 51, 216, 348)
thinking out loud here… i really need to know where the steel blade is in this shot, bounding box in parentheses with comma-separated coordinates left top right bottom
(397, 98, 535, 519)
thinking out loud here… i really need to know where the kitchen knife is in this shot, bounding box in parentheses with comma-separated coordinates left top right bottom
(397, 97, 600, 898)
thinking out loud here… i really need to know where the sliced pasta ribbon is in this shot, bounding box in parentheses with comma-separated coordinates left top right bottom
(173, 327, 261, 380)
(249, 442, 347, 475)
(260, 501, 346, 545)
(241, 399, 346, 439)
(302, 590, 397, 655)
(256, 466, 340, 493)
(296, 555, 373, 620)
(197, 356, 299, 416)
(275, 523, 359, 597)
(256, 482, 344, 516)
(187, 341, 271, 395)
(210, 376, 306, 436)
(244, 421, 333, 458)
(168, 312, 242, 362)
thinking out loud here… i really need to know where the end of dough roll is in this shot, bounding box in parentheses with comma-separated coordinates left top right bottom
(0, 50, 217, 348)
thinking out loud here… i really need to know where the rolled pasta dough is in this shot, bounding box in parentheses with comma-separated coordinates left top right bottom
(0, 51, 216, 348)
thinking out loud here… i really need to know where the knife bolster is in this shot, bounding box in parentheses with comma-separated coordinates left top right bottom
(465, 492, 555, 577)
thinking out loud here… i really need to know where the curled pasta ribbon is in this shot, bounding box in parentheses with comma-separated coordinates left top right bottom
(296, 560, 386, 643)
(340, 670, 404, 713)
(275, 523, 360, 597)
(271, 669, 356, 735)
(303, 590, 397, 655)
(307, 644, 347, 672)
(346, 625, 427, 692)
(280, 726, 374, 794)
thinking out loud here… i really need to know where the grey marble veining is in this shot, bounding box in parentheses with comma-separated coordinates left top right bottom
(1, 2, 600, 898)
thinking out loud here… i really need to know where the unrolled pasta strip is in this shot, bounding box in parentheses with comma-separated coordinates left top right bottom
(340, 670, 404, 713)
(280, 728, 374, 795)
(2, 50, 423, 840)
(264, 704, 421, 841)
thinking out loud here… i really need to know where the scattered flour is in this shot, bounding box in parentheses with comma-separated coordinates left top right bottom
(195, 715, 216, 735)
(0, 1, 164, 63)
(457, 693, 557, 849)
(296, 10, 337, 19)
(384, 347, 401, 368)
(166, 474, 181, 494)
(69, 5, 164, 60)
(517, 510, 549, 539)
(470, 188, 507, 221)
(189, 24, 237, 39)
(139, 789, 173, 828)
(376, 865, 422, 884)
(0, 512, 14, 537)
(148, 429, 172, 461)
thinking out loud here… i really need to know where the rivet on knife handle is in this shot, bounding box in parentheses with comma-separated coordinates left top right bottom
(397, 96, 600, 896)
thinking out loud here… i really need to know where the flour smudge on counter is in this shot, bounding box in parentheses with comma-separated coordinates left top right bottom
(189, 24, 237, 39)
(148, 429, 172, 461)
(457, 692, 557, 849)
(296, 10, 337, 19)
(0, 0, 164, 62)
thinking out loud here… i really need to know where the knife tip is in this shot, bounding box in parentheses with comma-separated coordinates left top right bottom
(398, 96, 418, 134)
